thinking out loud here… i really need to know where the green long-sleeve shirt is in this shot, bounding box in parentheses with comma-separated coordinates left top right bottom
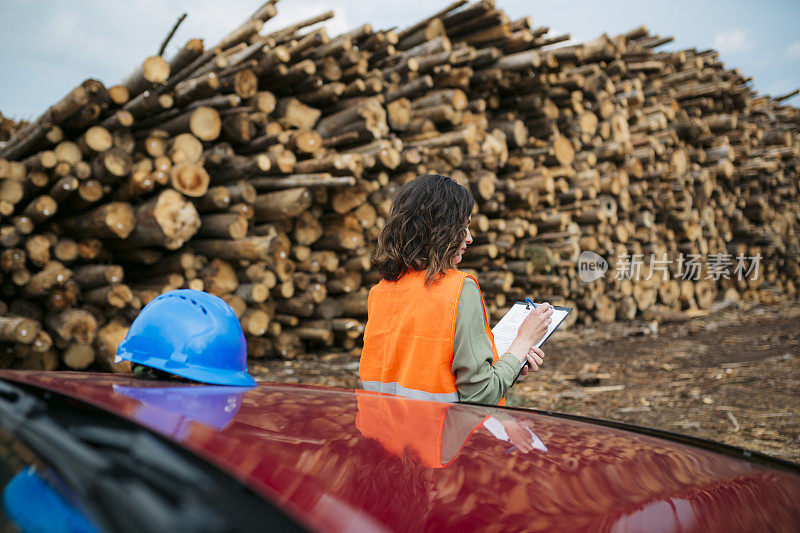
(451, 277, 521, 404)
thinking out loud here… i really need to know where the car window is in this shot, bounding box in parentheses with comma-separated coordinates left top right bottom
(0, 429, 100, 533)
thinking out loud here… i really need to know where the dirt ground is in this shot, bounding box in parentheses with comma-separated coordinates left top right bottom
(250, 300, 800, 464)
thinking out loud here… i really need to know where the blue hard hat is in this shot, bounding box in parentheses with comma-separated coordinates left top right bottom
(117, 289, 257, 387)
(3, 467, 100, 533)
(113, 384, 252, 439)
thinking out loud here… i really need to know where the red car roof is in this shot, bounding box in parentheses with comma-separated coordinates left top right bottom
(2, 370, 799, 532)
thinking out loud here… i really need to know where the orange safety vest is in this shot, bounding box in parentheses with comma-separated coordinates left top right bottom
(360, 269, 504, 404)
(355, 391, 485, 468)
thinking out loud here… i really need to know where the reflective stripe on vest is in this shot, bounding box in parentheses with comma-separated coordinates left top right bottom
(360, 269, 502, 404)
(361, 381, 459, 403)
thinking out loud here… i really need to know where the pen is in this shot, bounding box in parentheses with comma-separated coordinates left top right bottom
(519, 298, 542, 374)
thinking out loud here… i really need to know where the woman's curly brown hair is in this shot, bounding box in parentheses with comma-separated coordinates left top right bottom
(372, 173, 474, 284)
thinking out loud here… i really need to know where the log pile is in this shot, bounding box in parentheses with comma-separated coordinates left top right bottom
(0, 112, 25, 144)
(1, 0, 798, 370)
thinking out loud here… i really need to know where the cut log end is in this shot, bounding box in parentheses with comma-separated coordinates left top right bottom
(155, 189, 202, 250)
(63, 343, 95, 370)
(170, 162, 210, 197)
(189, 106, 222, 141)
(105, 202, 137, 239)
(142, 55, 171, 84)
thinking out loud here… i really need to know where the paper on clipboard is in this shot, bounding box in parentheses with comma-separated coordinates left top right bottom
(482, 416, 548, 452)
(491, 302, 572, 367)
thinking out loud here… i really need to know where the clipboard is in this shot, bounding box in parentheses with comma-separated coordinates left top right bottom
(490, 301, 572, 384)
(525, 301, 572, 348)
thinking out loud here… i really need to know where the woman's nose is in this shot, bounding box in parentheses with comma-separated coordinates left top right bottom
(465, 228, 473, 244)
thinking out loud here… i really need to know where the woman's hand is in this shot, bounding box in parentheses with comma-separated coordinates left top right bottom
(507, 303, 553, 366)
(520, 347, 545, 376)
(502, 418, 535, 453)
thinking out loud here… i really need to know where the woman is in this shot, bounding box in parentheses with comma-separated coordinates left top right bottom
(360, 173, 553, 405)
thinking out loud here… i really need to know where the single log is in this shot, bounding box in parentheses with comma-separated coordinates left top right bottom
(23, 235, 50, 267)
(92, 148, 133, 183)
(195, 258, 237, 296)
(77, 126, 114, 156)
(73, 179, 105, 208)
(158, 106, 221, 141)
(172, 73, 221, 108)
(218, 18, 264, 50)
(121, 56, 170, 98)
(285, 130, 324, 154)
(22, 150, 58, 171)
(123, 189, 200, 250)
(99, 110, 134, 130)
(241, 308, 270, 336)
(495, 49, 542, 70)
(48, 175, 79, 203)
(46, 309, 97, 344)
(297, 250, 339, 273)
(190, 235, 286, 261)
(250, 174, 356, 190)
(294, 211, 323, 245)
(274, 292, 316, 318)
(221, 111, 255, 144)
(274, 98, 322, 130)
(236, 281, 270, 304)
(316, 224, 365, 251)
(83, 284, 134, 309)
(125, 252, 195, 281)
(0, 316, 40, 344)
(47, 280, 79, 311)
(327, 270, 362, 294)
(123, 90, 174, 120)
(154, 135, 189, 164)
(29, 330, 53, 354)
(115, 162, 156, 200)
(226, 180, 257, 204)
(53, 238, 79, 263)
(72, 264, 124, 289)
(0, 178, 25, 207)
(251, 90, 277, 113)
(106, 85, 129, 105)
(77, 239, 105, 262)
(198, 213, 248, 239)
(167, 38, 204, 73)
(253, 187, 313, 222)
(130, 272, 185, 293)
(95, 320, 131, 373)
(315, 97, 384, 137)
(207, 153, 271, 182)
(193, 185, 231, 212)
(22, 195, 58, 224)
(60, 202, 136, 239)
(0, 247, 27, 273)
(170, 161, 210, 197)
(62, 343, 95, 370)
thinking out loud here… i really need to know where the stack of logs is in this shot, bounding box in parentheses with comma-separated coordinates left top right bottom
(0, 113, 24, 144)
(1, 0, 798, 372)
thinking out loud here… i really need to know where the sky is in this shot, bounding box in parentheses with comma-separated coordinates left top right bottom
(1, 0, 799, 121)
